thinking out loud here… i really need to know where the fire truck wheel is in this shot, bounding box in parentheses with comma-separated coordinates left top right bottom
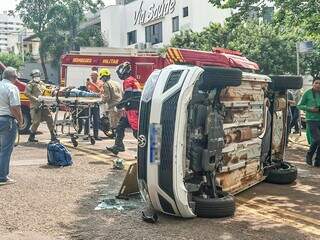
(269, 75, 303, 90)
(265, 161, 297, 184)
(19, 108, 31, 134)
(199, 67, 242, 91)
(193, 191, 235, 218)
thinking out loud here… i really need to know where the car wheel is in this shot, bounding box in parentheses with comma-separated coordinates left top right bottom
(265, 161, 297, 184)
(269, 75, 303, 90)
(193, 191, 235, 218)
(19, 108, 31, 134)
(198, 67, 242, 91)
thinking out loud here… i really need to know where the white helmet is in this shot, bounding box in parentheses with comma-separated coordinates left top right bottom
(30, 69, 41, 78)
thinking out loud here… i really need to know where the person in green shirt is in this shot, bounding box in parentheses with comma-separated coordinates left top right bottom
(298, 79, 320, 167)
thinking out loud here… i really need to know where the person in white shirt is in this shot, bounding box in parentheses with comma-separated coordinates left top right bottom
(0, 67, 23, 185)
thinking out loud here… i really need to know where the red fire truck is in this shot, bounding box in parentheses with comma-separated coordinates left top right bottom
(0, 61, 31, 134)
(60, 48, 168, 87)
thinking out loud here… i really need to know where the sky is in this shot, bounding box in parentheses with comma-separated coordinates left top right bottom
(0, 0, 116, 13)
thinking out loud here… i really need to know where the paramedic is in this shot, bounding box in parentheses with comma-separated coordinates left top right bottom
(99, 68, 122, 138)
(0, 67, 23, 185)
(25, 69, 57, 142)
(106, 62, 141, 155)
(85, 70, 104, 140)
(298, 78, 320, 167)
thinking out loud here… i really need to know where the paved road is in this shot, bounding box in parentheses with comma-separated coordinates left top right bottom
(2, 126, 319, 240)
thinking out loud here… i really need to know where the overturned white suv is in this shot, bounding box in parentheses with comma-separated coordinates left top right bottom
(137, 48, 303, 218)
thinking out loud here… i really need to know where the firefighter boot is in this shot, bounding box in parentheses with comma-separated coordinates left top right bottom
(50, 130, 58, 142)
(106, 138, 125, 155)
(28, 132, 38, 143)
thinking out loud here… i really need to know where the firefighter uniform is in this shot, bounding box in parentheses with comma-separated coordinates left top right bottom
(106, 62, 141, 155)
(25, 70, 56, 142)
(102, 79, 123, 130)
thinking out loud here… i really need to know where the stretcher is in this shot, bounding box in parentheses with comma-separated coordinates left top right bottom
(38, 95, 103, 147)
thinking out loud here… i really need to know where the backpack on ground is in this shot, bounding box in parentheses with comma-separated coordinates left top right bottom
(47, 141, 73, 166)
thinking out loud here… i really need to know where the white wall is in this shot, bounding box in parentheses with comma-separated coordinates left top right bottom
(100, 0, 231, 48)
(101, 5, 127, 47)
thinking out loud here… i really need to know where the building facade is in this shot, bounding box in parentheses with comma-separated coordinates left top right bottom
(0, 12, 24, 52)
(100, 0, 231, 48)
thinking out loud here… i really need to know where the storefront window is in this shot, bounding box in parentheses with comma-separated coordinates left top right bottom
(145, 22, 162, 45)
(172, 16, 179, 32)
(127, 30, 137, 45)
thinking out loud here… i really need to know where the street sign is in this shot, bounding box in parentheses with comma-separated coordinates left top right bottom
(298, 41, 314, 53)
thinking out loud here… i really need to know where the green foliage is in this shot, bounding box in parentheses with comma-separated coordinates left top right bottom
(226, 22, 299, 75)
(16, 0, 105, 76)
(208, 0, 319, 37)
(170, 23, 229, 51)
(16, 0, 57, 36)
(77, 25, 104, 48)
(0, 53, 23, 70)
(172, 1, 320, 77)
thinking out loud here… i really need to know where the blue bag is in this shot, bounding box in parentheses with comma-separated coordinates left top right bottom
(47, 141, 73, 166)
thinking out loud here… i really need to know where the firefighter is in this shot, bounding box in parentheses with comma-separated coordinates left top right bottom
(106, 62, 141, 155)
(25, 69, 57, 142)
(99, 68, 122, 138)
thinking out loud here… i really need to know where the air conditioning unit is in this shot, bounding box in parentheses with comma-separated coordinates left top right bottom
(134, 42, 146, 50)
(145, 42, 152, 49)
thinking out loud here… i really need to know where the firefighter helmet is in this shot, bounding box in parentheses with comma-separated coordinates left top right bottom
(116, 62, 131, 80)
(30, 69, 41, 77)
(99, 68, 111, 78)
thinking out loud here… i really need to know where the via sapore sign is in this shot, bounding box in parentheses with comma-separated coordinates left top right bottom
(134, 0, 176, 25)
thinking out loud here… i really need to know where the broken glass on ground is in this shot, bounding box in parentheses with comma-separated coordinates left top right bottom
(95, 194, 143, 211)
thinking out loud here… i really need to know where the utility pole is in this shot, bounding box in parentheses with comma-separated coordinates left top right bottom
(296, 43, 300, 75)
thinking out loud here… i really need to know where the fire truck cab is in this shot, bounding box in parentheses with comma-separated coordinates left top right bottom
(138, 48, 303, 218)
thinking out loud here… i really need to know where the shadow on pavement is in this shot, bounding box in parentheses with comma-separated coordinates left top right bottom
(61, 146, 319, 240)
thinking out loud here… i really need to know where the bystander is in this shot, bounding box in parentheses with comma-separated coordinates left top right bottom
(288, 89, 302, 134)
(298, 79, 320, 167)
(0, 67, 23, 185)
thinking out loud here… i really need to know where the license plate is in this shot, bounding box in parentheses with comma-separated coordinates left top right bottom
(149, 123, 162, 164)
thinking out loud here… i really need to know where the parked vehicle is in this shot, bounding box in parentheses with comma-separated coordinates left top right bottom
(0, 62, 31, 133)
(137, 48, 303, 218)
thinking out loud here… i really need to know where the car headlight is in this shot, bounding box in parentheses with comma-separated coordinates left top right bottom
(141, 70, 160, 102)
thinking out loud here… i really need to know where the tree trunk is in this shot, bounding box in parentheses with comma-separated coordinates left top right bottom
(39, 49, 48, 82)
(39, 38, 48, 82)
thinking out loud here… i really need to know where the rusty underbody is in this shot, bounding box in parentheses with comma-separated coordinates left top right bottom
(186, 73, 287, 195)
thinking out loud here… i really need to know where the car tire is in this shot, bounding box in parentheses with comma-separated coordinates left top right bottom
(269, 75, 303, 90)
(193, 191, 235, 218)
(19, 108, 31, 134)
(198, 67, 242, 91)
(265, 161, 297, 184)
